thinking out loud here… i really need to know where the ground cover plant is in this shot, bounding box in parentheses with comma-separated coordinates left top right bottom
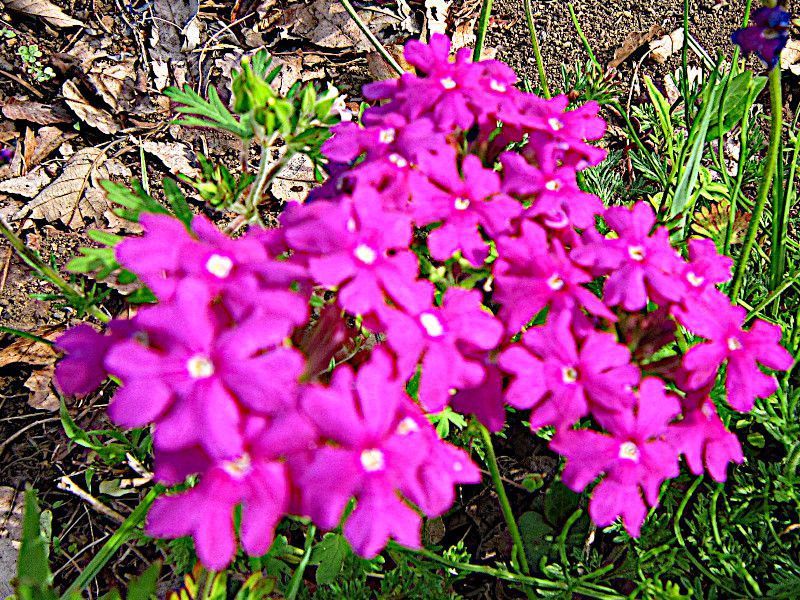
(4, 0, 800, 598)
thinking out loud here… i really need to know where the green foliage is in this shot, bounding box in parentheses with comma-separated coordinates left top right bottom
(15, 488, 56, 600)
(18, 44, 54, 82)
(181, 154, 254, 210)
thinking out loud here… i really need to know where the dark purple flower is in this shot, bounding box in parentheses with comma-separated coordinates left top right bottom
(732, 6, 791, 68)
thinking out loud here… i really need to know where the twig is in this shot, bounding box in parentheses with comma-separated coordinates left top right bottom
(338, 0, 404, 76)
(0, 417, 59, 458)
(57, 476, 126, 525)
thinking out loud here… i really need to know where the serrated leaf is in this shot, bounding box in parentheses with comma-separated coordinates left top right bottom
(310, 533, 349, 585)
(126, 561, 161, 600)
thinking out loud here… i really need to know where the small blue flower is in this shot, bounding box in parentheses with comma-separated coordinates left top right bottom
(732, 6, 792, 68)
(0, 147, 13, 164)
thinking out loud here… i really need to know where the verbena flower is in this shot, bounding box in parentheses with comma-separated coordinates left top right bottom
(732, 6, 792, 68)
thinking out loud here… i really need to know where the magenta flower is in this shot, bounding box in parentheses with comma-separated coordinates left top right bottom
(681, 294, 793, 411)
(451, 362, 507, 432)
(384, 285, 504, 412)
(500, 151, 603, 230)
(551, 378, 681, 537)
(493, 221, 613, 333)
(667, 396, 743, 482)
(146, 417, 294, 570)
(412, 149, 521, 265)
(299, 350, 430, 557)
(572, 203, 686, 310)
(671, 238, 733, 329)
(499, 311, 639, 429)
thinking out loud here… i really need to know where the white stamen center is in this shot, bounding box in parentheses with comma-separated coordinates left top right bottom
(420, 312, 444, 337)
(360, 448, 385, 472)
(222, 453, 252, 478)
(701, 402, 714, 418)
(454, 197, 471, 210)
(346, 218, 357, 232)
(396, 417, 419, 436)
(453, 461, 463, 472)
(561, 366, 579, 383)
(545, 179, 562, 192)
(490, 80, 507, 92)
(206, 254, 233, 279)
(354, 243, 377, 265)
(686, 271, 705, 287)
(618, 441, 640, 462)
(186, 354, 214, 379)
(628, 245, 646, 261)
(389, 153, 408, 168)
(547, 273, 565, 291)
(440, 77, 457, 89)
(727, 337, 743, 351)
(548, 117, 564, 131)
(379, 128, 396, 144)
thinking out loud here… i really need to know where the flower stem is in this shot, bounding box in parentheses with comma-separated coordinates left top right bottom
(478, 424, 530, 574)
(286, 524, 317, 600)
(567, 4, 600, 71)
(730, 63, 783, 303)
(724, 105, 750, 256)
(338, 0, 404, 76)
(473, 0, 495, 62)
(523, 0, 550, 98)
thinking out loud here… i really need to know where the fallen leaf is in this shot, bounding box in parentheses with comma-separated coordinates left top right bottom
(0, 328, 59, 367)
(149, 0, 200, 88)
(270, 153, 315, 201)
(425, 0, 451, 35)
(650, 29, 685, 65)
(0, 169, 52, 198)
(14, 148, 131, 229)
(608, 24, 663, 70)
(781, 39, 800, 75)
(62, 80, 119, 135)
(24, 365, 59, 411)
(141, 140, 200, 178)
(4, 0, 84, 28)
(2, 98, 72, 125)
(29, 126, 78, 168)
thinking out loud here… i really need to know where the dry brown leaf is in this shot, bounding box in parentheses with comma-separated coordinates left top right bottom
(0, 169, 52, 198)
(13, 147, 129, 229)
(4, 0, 84, 27)
(608, 24, 663, 70)
(141, 140, 200, 178)
(62, 80, 119, 135)
(271, 153, 315, 201)
(781, 40, 800, 75)
(24, 365, 59, 411)
(650, 29, 685, 64)
(0, 328, 59, 367)
(425, 0, 451, 35)
(2, 98, 72, 125)
(30, 126, 78, 168)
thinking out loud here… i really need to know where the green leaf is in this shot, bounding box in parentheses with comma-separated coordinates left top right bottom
(162, 178, 194, 228)
(126, 561, 161, 600)
(706, 71, 767, 141)
(165, 85, 252, 139)
(310, 533, 350, 585)
(16, 487, 57, 600)
(644, 76, 675, 160)
(101, 180, 169, 222)
(60, 398, 99, 451)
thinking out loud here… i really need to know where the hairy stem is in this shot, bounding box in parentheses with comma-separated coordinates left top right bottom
(730, 63, 783, 302)
(479, 424, 530, 575)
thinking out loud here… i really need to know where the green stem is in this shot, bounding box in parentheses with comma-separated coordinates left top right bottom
(338, 0, 403, 76)
(730, 63, 783, 303)
(473, 0, 495, 62)
(567, 4, 600, 71)
(61, 486, 162, 599)
(522, 0, 550, 98)
(286, 524, 316, 600)
(0, 325, 54, 345)
(478, 424, 530, 575)
(724, 105, 750, 255)
(0, 219, 110, 324)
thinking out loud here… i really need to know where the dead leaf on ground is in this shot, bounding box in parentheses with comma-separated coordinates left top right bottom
(0, 327, 60, 367)
(68, 41, 142, 113)
(24, 365, 59, 411)
(29, 126, 78, 168)
(425, 0, 451, 35)
(4, 0, 84, 28)
(2, 98, 72, 125)
(0, 169, 52, 198)
(141, 140, 200, 178)
(271, 153, 315, 201)
(608, 24, 663, 70)
(14, 147, 132, 229)
(62, 80, 119, 135)
(650, 29, 685, 65)
(149, 0, 199, 89)
(781, 40, 800, 75)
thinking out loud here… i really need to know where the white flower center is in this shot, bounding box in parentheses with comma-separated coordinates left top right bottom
(701, 402, 714, 418)
(561, 366, 579, 383)
(440, 77, 457, 89)
(186, 354, 214, 379)
(628, 245, 646, 261)
(727, 337, 743, 351)
(378, 128, 396, 144)
(618, 441, 640, 462)
(389, 153, 408, 168)
(686, 271, 705, 287)
(489, 79, 506, 92)
(419, 312, 444, 337)
(346, 218, 357, 232)
(548, 117, 564, 131)
(454, 197, 471, 210)
(396, 417, 419, 435)
(354, 243, 377, 265)
(547, 273, 565, 290)
(205, 254, 233, 278)
(360, 448, 385, 472)
(453, 461, 463, 472)
(222, 453, 251, 478)
(545, 179, 562, 192)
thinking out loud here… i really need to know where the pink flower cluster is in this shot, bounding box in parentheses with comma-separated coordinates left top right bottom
(55, 34, 793, 565)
